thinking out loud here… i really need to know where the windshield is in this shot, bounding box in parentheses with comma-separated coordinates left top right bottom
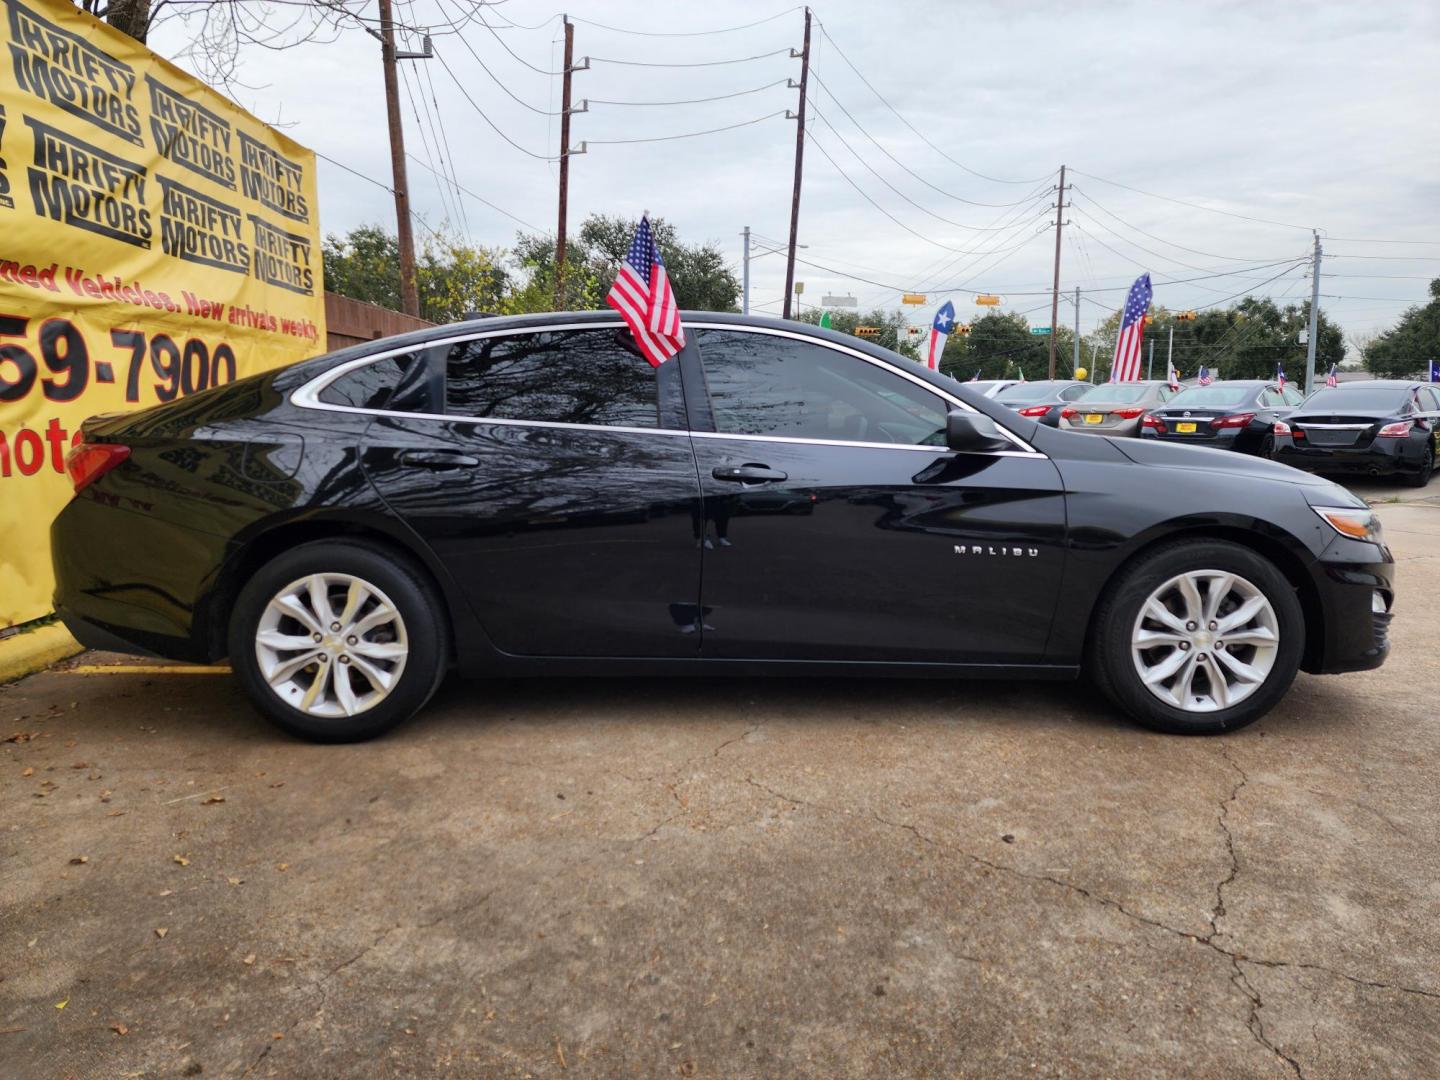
(1075, 382, 1150, 404)
(995, 382, 1068, 403)
(1165, 385, 1254, 408)
(1300, 387, 1411, 413)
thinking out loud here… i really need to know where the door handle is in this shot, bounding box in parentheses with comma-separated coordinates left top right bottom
(399, 450, 480, 469)
(712, 464, 788, 484)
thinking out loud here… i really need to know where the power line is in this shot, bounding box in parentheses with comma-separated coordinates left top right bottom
(811, 18, 1054, 186)
(1069, 186, 1292, 263)
(312, 147, 449, 242)
(418, 45, 473, 237)
(434, 48, 561, 160)
(571, 8, 802, 37)
(588, 78, 790, 107)
(808, 131, 1048, 256)
(471, 12, 564, 74)
(587, 47, 795, 68)
(434, 0, 561, 114)
(584, 110, 788, 145)
(404, 151, 542, 231)
(1068, 169, 1316, 233)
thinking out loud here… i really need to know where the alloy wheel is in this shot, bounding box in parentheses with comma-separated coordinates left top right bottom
(254, 573, 409, 718)
(1130, 570, 1279, 713)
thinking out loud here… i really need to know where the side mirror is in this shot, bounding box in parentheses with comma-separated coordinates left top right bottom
(946, 410, 1013, 453)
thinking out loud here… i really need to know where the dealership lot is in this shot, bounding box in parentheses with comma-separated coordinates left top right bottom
(3, 491, 1438, 1078)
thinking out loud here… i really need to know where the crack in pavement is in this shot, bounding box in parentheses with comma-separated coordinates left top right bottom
(739, 771, 1438, 1061)
(243, 891, 495, 1075)
(1210, 745, 1248, 942)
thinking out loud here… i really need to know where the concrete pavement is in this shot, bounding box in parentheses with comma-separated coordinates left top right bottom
(2, 501, 1438, 1078)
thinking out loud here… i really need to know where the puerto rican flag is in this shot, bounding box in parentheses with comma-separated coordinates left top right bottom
(1326, 363, 1339, 388)
(925, 300, 955, 372)
(605, 215, 684, 366)
(1109, 273, 1152, 382)
(1168, 365, 1181, 391)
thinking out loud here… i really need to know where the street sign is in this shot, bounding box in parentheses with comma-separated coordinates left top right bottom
(975, 294, 1002, 306)
(901, 293, 927, 305)
(1030, 326, 1052, 335)
(821, 295, 858, 307)
(793, 282, 804, 294)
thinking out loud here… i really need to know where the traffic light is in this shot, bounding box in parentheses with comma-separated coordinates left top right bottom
(1175, 310, 1198, 322)
(955, 324, 972, 335)
(855, 326, 881, 337)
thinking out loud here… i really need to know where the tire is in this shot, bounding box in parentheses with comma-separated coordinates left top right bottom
(1405, 444, 1434, 488)
(1257, 434, 1275, 459)
(228, 539, 449, 742)
(1087, 540, 1304, 735)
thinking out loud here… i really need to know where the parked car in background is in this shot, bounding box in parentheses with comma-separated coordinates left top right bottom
(51, 311, 1392, 741)
(964, 379, 1017, 398)
(1059, 381, 1180, 437)
(1141, 380, 1305, 456)
(993, 380, 1092, 427)
(1273, 381, 1440, 486)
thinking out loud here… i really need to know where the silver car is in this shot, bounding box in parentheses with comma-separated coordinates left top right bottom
(1059, 380, 1181, 437)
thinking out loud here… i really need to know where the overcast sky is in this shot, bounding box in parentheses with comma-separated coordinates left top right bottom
(155, 0, 1440, 352)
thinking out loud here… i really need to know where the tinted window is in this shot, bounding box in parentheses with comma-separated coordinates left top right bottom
(697, 329, 947, 445)
(995, 381, 1071, 404)
(1258, 389, 1284, 407)
(1167, 385, 1251, 408)
(1076, 383, 1151, 404)
(1418, 388, 1440, 412)
(445, 329, 658, 427)
(1282, 386, 1305, 406)
(319, 353, 432, 411)
(1300, 387, 1411, 413)
(1059, 383, 1091, 400)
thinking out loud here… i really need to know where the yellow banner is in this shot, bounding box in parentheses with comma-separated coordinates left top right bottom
(0, 0, 325, 627)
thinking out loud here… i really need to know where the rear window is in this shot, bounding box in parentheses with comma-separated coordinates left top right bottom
(995, 382, 1066, 404)
(1166, 385, 1252, 408)
(1075, 382, 1150, 404)
(1300, 387, 1411, 413)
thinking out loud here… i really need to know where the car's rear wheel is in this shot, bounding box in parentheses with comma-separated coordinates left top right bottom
(1088, 540, 1304, 735)
(1406, 443, 1434, 488)
(1258, 433, 1275, 458)
(229, 540, 448, 742)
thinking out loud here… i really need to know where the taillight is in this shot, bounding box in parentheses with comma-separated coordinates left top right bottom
(1017, 405, 1051, 417)
(1272, 421, 1291, 436)
(1113, 407, 1145, 419)
(1210, 412, 1256, 430)
(65, 440, 129, 492)
(1142, 414, 1164, 432)
(1060, 407, 1078, 420)
(1377, 420, 1413, 438)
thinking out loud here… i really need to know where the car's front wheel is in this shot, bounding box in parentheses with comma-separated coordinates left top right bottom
(1088, 540, 1304, 735)
(229, 540, 449, 742)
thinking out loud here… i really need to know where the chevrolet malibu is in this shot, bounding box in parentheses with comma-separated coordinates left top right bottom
(52, 312, 1393, 741)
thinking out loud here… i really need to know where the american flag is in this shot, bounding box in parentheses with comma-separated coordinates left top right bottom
(1276, 362, 1286, 391)
(1325, 363, 1338, 388)
(1109, 273, 1152, 382)
(605, 215, 684, 367)
(1198, 365, 1213, 386)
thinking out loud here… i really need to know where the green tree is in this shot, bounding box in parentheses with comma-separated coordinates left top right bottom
(1365, 279, 1440, 378)
(322, 225, 509, 324)
(795, 307, 920, 361)
(506, 214, 742, 314)
(939, 311, 1053, 381)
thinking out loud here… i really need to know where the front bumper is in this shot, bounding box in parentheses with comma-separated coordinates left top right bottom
(1304, 532, 1394, 674)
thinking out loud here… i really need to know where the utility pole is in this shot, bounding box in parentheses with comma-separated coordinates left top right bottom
(741, 226, 751, 315)
(1046, 164, 1067, 379)
(1167, 324, 1174, 379)
(1072, 285, 1081, 376)
(782, 7, 811, 320)
(1304, 230, 1322, 396)
(1147, 338, 1154, 381)
(555, 15, 576, 310)
(378, 0, 419, 316)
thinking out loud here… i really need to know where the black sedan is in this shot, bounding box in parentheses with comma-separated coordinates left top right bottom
(993, 380, 1092, 426)
(1141, 379, 1305, 455)
(1274, 381, 1440, 486)
(52, 312, 1394, 741)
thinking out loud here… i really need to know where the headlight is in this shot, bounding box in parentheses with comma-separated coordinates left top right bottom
(1312, 506, 1382, 542)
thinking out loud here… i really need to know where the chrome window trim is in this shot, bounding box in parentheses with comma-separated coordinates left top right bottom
(1293, 423, 1375, 430)
(290, 319, 1043, 456)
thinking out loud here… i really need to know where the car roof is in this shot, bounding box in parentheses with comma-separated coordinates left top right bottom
(1319, 379, 1421, 389)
